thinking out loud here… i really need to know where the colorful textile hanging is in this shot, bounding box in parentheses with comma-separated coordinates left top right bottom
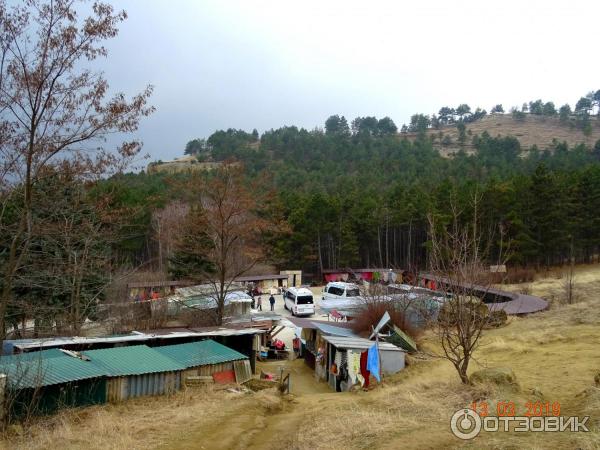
(367, 343, 381, 382)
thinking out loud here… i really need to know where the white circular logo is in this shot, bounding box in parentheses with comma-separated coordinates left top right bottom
(450, 408, 482, 440)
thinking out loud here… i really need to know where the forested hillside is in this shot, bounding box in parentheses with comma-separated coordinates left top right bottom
(116, 95, 600, 278)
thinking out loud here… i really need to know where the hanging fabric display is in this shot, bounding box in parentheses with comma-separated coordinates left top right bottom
(367, 343, 381, 382)
(334, 350, 342, 368)
(352, 352, 362, 384)
(360, 351, 370, 388)
(347, 350, 356, 384)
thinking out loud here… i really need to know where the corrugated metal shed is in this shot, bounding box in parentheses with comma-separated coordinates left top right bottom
(106, 372, 180, 402)
(313, 323, 358, 338)
(83, 345, 186, 376)
(2, 350, 107, 389)
(153, 340, 248, 369)
(6, 327, 266, 352)
(321, 335, 404, 352)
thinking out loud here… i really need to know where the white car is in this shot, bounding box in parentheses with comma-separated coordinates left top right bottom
(284, 287, 315, 316)
(320, 282, 364, 311)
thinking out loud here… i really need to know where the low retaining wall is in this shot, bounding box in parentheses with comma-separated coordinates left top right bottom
(419, 273, 548, 315)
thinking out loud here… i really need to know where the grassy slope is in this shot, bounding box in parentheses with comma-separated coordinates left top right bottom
(404, 114, 600, 156)
(5, 266, 600, 450)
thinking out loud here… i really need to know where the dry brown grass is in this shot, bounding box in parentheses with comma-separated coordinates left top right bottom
(3, 386, 259, 450)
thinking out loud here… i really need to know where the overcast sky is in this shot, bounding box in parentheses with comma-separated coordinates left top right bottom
(101, 0, 600, 162)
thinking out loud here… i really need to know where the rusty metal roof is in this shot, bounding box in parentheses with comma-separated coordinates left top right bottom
(235, 274, 289, 282)
(127, 280, 193, 288)
(321, 268, 392, 274)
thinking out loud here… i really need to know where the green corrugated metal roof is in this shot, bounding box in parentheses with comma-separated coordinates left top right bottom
(0, 348, 64, 365)
(153, 339, 247, 369)
(1, 350, 107, 389)
(82, 345, 186, 376)
(1, 341, 236, 389)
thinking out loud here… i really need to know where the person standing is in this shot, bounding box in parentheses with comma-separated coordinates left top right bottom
(256, 296, 262, 311)
(269, 294, 275, 311)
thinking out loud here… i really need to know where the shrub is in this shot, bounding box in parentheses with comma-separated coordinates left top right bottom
(503, 267, 536, 284)
(512, 109, 526, 121)
(350, 299, 421, 341)
(487, 310, 508, 328)
(470, 367, 520, 392)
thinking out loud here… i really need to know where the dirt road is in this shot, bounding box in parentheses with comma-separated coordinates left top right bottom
(160, 359, 334, 450)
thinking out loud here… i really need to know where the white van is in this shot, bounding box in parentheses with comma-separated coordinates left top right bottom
(321, 282, 363, 310)
(284, 287, 315, 316)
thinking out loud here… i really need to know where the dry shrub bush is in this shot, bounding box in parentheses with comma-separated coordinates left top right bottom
(254, 389, 286, 414)
(478, 268, 535, 285)
(350, 300, 421, 341)
(485, 337, 529, 354)
(106, 300, 168, 333)
(576, 386, 600, 425)
(503, 267, 536, 284)
(487, 309, 508, 328)
(519, 284, 532, 295)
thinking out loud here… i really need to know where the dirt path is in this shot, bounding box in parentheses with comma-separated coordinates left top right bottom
(160, 359, 332, 450)
(256, 359, 331, 396)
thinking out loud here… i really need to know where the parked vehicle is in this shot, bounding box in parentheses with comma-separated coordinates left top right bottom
(320, 282, 364, 311)
(284, 287, 315, 316)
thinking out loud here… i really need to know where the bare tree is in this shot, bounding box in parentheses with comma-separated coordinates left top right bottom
(172, 163, 280, 325)
(563, 237, 576, 304)
(151, 201, 189, 273)
(427, 196, 504, 384)
(0, 0, 154, 339)
(562, 266, 576, 305)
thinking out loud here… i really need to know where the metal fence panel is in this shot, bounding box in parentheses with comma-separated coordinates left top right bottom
(107, 372, 181, 402)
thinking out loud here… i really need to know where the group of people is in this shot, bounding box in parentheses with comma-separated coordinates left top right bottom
(250, 292, 276, 311)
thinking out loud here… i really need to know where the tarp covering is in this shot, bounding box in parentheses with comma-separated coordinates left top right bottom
(390, 325, 418, 353)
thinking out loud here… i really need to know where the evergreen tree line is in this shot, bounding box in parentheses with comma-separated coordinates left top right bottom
(143, 113, 600, 276)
